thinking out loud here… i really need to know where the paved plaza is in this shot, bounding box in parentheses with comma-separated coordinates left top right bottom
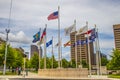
(0, 72, 120, 80)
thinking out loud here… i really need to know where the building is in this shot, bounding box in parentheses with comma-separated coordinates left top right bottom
(113, 24, 120, 50)
(70, 32, 95, 65)
(30, 45, 42, 58)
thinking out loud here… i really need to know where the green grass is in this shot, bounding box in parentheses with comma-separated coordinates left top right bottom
(108, 74, 120, 79)
(0, 71, 17, 75)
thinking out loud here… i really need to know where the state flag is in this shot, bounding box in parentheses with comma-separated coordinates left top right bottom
(46, 39, 52, 47)
(64, 24, 75, 36)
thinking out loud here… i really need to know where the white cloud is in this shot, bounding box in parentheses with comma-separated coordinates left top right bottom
(0, 31, 31, 44)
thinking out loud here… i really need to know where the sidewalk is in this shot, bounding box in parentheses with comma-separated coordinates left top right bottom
(0, 72, 120, 80)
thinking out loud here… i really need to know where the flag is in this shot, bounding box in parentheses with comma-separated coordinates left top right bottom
(78, 25, 87, 34)
(55, 42, 59, 47)
(84, 28, 95, 34)
(47, 11, 58, 20)
(89, 29, 96, 42)
(64, 24, 75, 36)
(55, 41, 61, 47)
(46, 39, 52, 47)
(40, 27, 46, 42)
(32, 31, 40, 43)
(64, 41, 71, 47)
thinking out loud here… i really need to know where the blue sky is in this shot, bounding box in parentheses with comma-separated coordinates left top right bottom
(0, 0, 120, 60)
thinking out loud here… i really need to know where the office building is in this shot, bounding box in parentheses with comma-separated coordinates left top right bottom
(70, 32, 95, 65)
(113, 24, 120, 50)
(31, 45, 42, 58)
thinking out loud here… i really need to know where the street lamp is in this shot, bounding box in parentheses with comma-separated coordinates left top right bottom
(3, 0, 12, 75)
(3, 29, 10, 75)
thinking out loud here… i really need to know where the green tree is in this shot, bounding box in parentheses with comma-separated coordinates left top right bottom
(12, 48, 23, 68)
(25, 58, 30, 68)
(82, 60, 88, 68)
(50, 55, 58, 68)
(30, 52, 39, 71)
(0, 43, 6, 66)
(101, 57, 108, 66)
(70, 59, 76, 68)
(6, 45, 15, 67)
(62, 58, 69, 68)
(107, 49, 120, 70)
(46, 57, 51, 68)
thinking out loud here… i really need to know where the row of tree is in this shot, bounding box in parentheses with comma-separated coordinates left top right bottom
(0, 42, 23, 69)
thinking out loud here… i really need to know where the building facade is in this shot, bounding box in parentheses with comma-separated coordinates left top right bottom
(70, 32, 95, 65)
(30, 45, 42, 58)
(113, 24, 120, 50)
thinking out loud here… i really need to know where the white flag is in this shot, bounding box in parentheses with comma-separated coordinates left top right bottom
(64, 24, 75, 36)
(78, 25, 87, 34)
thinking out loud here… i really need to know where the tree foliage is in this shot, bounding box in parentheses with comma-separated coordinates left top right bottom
(82, 60, 88, 68)
(30, 52, 39, 71)
(62, 58, 69, 68)
(0, 42, 24, 70)
(0, 43, 6, 66)
(101, 57, 108, 66)
(107, 49, 120, 70)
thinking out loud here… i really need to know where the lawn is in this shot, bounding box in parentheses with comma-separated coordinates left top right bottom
(108, 74, 120, 79)
(0, 71, 17, 75)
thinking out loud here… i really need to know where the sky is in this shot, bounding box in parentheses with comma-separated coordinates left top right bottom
(0, 0, 120, 60)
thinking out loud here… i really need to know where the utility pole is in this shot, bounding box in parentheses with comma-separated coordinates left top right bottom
(3, 0, 12, 75)
(3, 29, 10, 75)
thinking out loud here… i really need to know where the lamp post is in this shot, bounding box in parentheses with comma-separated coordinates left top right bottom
(3, 29, 10, 75)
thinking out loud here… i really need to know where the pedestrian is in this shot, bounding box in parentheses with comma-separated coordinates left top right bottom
(18, 67, 21, 75)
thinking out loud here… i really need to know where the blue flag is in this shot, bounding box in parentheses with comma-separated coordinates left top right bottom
(46, 39, 52, 47)
(32, 31, 40, 43)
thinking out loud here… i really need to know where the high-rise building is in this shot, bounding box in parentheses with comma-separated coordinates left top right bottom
(30, 45, 42, 58)
(70, 32, 95, 65)
(113, 24, 120, 50)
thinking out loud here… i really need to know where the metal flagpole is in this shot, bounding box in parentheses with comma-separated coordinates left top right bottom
(86, 21, 92, 77)
(38, 28, 41, 69)
(74, 20, 78, 68)
(51, 36, 54, 76)
(95, 24, 99, 75)
(96, 28, 102, 75)
(58, 6, 61, 68)
(79, 35, 82, 67)
(60, 38, 62, 68)
(44, 24, 47, 69)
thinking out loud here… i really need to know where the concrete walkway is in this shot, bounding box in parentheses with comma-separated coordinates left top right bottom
(0, 72, 119, 80)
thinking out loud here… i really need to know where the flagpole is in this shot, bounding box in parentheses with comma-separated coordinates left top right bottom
(44, 24, 47, 69)
(80, 35, 82, 66)
(96, 28, 102, 75)
(74, 20, 78, 68)
(58, 6, 61, 68)
(86, 21, 92, 77)
(52, 36, 54, 69)
(39, 28, 41, 69)
(95, 24, 99, 75)
(61, 38, 62, 68)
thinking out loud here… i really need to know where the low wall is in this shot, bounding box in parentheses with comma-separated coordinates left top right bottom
(38, 68, 88, 78)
